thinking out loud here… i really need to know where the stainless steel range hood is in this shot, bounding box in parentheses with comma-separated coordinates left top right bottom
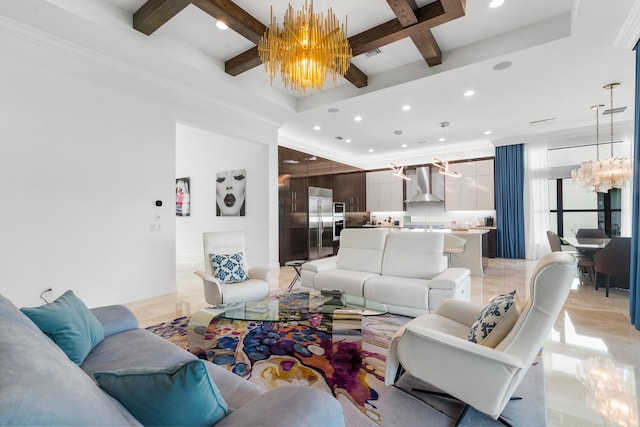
(405, 166, 445, 203)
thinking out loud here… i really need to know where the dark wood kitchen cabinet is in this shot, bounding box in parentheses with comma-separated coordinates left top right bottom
(279, 149, 309, 264)
(278, 147, 365, 265)
(332, 172, 366, 212)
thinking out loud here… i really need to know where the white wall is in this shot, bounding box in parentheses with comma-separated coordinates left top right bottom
(0, 14, 280, 308)
(176, 124, 274, 268)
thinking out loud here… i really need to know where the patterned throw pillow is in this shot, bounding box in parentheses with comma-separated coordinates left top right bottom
(210, 252, 248, 284)
(468, 290, 521, 348)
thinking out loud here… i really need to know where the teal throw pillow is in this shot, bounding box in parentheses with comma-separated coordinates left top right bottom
(210, 252, 248, 283)
(20, 289, 104, 365)
(94, 360, 229, 427)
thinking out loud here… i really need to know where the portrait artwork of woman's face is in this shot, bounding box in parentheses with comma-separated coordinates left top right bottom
(216, 169, 246, 216)
(175, 177, 190, 217)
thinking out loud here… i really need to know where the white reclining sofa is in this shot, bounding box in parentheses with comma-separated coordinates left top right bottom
(301, 228, 471, 317)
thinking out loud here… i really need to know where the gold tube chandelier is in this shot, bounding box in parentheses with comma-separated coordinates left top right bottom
(571, 83, 633, 192)
(258, 1, 352, 94)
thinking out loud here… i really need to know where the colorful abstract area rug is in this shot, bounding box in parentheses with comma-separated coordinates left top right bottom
(147, 309, 547, 426)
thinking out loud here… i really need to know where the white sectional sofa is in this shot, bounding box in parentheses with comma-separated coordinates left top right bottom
(301, 228, 471, 317)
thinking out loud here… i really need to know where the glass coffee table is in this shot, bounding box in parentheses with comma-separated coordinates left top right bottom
(186, 289, 387, 355)
(216, 289, 388, 321)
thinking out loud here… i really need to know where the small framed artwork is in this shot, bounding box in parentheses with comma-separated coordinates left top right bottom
(216, 169, 246, 216)
(176, 177, 190, 216)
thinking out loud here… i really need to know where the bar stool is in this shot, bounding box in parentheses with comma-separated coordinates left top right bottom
(443, 234, 466, 267)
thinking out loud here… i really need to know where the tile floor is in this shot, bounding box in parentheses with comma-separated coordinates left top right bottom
(126, 256, 639, 427)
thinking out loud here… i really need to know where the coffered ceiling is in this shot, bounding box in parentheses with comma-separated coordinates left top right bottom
(18, 1, 640, 169)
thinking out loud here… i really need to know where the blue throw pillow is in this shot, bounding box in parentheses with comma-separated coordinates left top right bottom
(210, 252, 248, 283)
(20, 290, 104, 365)
(94, 360, 229, 426)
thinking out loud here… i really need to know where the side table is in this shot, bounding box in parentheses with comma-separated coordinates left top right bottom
(284, 259, 306, 291)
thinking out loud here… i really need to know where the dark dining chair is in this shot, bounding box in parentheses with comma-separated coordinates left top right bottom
(593, 237, 631, 297)
(546, 230, 563, 252)
(547, 231, 593, 284)
(575, 228, 609, 238)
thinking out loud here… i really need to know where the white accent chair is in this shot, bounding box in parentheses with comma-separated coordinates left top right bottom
(194, 231, 270, 305)
(385, 251, 576, 425)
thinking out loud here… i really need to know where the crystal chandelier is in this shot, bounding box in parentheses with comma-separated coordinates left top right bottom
(258, 1, 352, 94)
(572, 83, 633, 192)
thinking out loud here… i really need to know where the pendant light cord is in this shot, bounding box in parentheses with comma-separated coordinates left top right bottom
(595, 105, 600, 161)
(609, 84, 614, 158)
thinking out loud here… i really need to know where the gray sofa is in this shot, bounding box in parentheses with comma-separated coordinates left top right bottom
(0, 294, 344, 426)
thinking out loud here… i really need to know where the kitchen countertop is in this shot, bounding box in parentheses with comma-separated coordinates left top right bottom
(361, 225, 490, 235)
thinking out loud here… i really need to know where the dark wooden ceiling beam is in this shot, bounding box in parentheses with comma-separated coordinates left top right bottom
(411, 30, 442, 66)
(387, 0, 442, 66)
(134, 0, 466, 90)
(133, 0, 190, 35)
(385, 0, 419, 26)
(348, 1, 445, 56)
(423, 0, 466, 27)
(345, 64, 368, 88)
(225, 46, 261, 76)
(192, 0, 265, 45)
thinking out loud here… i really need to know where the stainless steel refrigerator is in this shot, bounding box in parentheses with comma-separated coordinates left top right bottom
(308, 186, 334, 259)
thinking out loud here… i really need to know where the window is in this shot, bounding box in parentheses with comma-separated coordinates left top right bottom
(549, 178, 621, 237)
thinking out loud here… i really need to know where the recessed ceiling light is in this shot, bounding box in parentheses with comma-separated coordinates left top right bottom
(328, 108, 339, 113)
(216, 21, 228, 30)
(464, 90, 475, 97)
(345, 139, 351, 143)
(313, 125, 321, 131)
(354, 116, 362, 122)
(493, 61, 512, 71)
(438, 137, 446, 142)
(484, 130, 493, 135)
(401, 144, 408, 148)
(368, 148, 374, 152)
(489, 0, 504, 8)
(402, 105, 411, 111)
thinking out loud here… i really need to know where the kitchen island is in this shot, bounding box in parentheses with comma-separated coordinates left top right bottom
(445, 228, 490, 276)
(399, 227, 490, 276)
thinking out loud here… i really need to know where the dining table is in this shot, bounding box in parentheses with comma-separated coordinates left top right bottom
(563, 236, 612, 288)
(563, 236, 611, 253)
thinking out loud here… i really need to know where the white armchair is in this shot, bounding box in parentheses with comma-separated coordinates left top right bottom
(194, 231, 270, 305)
(385, 251, 576, 424)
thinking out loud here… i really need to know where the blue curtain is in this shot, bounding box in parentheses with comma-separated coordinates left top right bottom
(495, 144, 525, 259)
(630, 42, 640, 329)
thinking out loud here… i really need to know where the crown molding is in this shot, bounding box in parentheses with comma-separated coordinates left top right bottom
(614, 0, 640, 50)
